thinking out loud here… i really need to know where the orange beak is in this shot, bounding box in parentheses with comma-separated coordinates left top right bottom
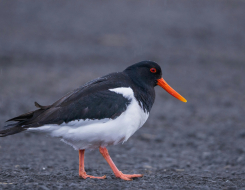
(157, 78, 187, 103)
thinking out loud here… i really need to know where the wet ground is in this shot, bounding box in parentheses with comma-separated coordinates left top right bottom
(0, 1, 245, 189)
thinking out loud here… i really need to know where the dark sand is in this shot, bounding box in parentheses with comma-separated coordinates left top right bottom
(0, 1, 245, 189)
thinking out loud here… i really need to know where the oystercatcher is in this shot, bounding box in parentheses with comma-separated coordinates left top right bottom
(0, 61, 186, 180)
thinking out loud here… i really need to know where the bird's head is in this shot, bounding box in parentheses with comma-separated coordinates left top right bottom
(124, 61, 187, 103)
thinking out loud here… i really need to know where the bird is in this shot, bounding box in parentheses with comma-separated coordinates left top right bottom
(0, 61, 187, 181)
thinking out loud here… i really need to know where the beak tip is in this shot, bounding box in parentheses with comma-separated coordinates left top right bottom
(157, 78, 187, 103)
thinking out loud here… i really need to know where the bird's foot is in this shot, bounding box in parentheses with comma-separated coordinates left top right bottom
(79, 172, 106, 179)
(115, 171, 143, 181)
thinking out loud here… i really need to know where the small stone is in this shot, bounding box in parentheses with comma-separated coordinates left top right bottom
(143, 165, 153, 169)
(28, 178, 34, 182)
(202, 152, 212, 159)
(39, 185, 50, 190)
(20, 165, 30, 170)
(175, 169, 185, 172)
(224, 180, 237, 189)
(237, 156, 243, 162)
(140, 133, 156, 141)
(224, 165, 231, 169)
(238, 131, 245, 138)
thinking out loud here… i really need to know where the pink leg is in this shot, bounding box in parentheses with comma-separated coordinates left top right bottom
(79, 149, 106, 179)
(99, 147, 143, 181)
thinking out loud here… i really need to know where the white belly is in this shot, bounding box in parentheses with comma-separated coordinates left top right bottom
(29, 87, 149, 150)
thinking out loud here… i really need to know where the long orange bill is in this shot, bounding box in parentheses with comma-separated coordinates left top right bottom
(157, 78, 187, 103)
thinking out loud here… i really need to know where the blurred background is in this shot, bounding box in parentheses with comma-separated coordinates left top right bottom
(0, 1, 245, 189)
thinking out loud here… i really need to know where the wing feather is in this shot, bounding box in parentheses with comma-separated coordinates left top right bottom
(4, 73, 132, 129)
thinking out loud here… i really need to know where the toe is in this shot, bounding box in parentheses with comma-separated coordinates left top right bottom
(118, 175, 132, 181)
(79, 173, 106, 179)
(125, 174, 143, 178)
(90, 175, 106, 179)
(116, 173, 143, 180)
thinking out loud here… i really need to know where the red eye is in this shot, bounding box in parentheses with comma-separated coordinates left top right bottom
(150, 68, 157, 73)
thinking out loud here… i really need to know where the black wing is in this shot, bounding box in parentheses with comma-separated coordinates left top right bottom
(0, 73, 132, 137)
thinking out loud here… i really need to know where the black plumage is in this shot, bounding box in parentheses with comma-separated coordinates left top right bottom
(0, 61, 162, 137)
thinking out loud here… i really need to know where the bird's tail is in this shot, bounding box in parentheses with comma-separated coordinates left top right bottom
(0, 102, 48, 137)
(0, 122, 27, 137)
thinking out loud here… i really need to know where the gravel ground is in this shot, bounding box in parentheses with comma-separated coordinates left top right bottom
(0, 1, 245, 189)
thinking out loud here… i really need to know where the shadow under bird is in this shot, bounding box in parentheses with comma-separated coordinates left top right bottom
(0, 61, 187, 180)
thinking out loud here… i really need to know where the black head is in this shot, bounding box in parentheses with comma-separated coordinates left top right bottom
(124, 60, 187, 103)
(124, 61, 162, 87)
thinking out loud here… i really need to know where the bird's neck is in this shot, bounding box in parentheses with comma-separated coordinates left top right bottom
(124, 73, 155, 113)
(134, 84, 155, 113)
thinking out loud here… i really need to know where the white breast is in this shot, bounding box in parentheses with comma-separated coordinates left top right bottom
(29, 87, 149, 150)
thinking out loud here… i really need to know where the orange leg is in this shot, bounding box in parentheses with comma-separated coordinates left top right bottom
(79, 149, 106, 179)
(99, 147, 143, 181)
